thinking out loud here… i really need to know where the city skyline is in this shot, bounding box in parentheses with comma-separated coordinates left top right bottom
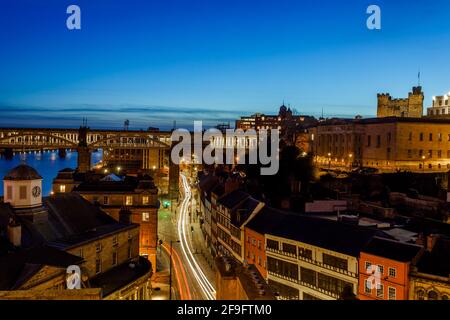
(2, 0, 450, 129)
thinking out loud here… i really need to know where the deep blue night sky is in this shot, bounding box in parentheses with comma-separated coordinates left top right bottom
(1, 0, 450, 129)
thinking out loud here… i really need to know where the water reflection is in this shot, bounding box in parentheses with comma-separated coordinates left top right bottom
(0, 150, 102, 196)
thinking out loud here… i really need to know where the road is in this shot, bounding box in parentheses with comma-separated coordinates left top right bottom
(177, 173, 216, 300)
(157, 172, 216, 300)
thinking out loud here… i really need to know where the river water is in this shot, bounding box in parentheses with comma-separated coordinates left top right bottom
(0, 150, 102, 196)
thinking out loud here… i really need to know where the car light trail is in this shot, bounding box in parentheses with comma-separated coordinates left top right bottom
(177, 174, 216, 300)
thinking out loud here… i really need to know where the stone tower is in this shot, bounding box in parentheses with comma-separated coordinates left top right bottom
(377, 86, 424, 118)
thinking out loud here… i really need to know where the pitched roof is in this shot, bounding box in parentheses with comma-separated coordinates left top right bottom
(267, 213, 390, 257)
(0, 246, 83, 290)
(362, 237, 423, 262)
(245, 206, 289, 235)
(218, 190, 249, 209)
(4, 164, 42, 181)
(416, 236, 450, 277)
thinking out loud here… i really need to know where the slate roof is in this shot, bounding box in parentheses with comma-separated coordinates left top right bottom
(4, 164, 42, 180)
(362, 237, 423, 262)
(247, 209, 391, 257)
(89, 256, 152, 297)
(0, 194, 136, 249)
(0, 246, 83, 290)
(211, 184, 225, 197)
(72, 175, 155, 193)
(217, 190, 249, 209)
(230, 197, 261, 227)
(416, 236, 450, 278)
(245, 206, 289, 235)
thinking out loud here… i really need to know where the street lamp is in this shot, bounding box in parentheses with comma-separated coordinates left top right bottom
(327, 152, 332, 170)
(349, 153, 353, 170)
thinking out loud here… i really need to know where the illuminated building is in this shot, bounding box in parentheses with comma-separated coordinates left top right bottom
(0, 164, 152, 299)
(52, 169, 159, 271)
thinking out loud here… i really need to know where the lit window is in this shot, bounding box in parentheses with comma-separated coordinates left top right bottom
(376, 284, 384, 298)
(388, 287, 396, 300)
(364, 280, 371, 294)
(142, 196, 149, 205)
(142, 212, 150, 222)
(60, 185, 66, 193)
(112, 251, 118, 266)
(125, 196, 133, 206)
(388, 267, 396, 278)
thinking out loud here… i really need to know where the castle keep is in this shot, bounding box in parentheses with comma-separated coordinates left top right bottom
(377, 86, 424, 118)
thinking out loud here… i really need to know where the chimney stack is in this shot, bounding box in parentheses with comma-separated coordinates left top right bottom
(7, 218, 21, 247)
(426, 234, 440, 252)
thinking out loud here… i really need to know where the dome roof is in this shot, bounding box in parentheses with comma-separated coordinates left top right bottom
(4, 164, 42, 181)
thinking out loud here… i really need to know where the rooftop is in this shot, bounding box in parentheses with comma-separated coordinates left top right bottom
(362, 237, 423, 262)
(4, 164, 42, 181)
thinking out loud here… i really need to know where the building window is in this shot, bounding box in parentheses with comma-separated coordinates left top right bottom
(428, 291, 438, 300)
(438, 133, 443, 142)
(298, 247, 313, 260)
(6, 185, 12, 200)
(367, 135, 371, 147)
(438, 150, 442, 158)
(112, 250, 118, 266)
(95, 257, 102, 274)
(376, 135, 381, 148)
(376, 284, 384, 298)
(388, 267, 396, 278)
(300, 267, 316, 286)
(408, 132, 412, 141)
(142, 196, 149, 205)
(429, 133, 433, 141)
(96, 242, 102, 253)
(103, 196, 109, 205)
(282, 243, 297, 256)
(125, 196, 133, 206)
(377, 265, 384, 274)
(388, 287, 396, 300)
(322, 253, 348, 271)
(364, 279, 372, 294)
(266, 239, 279, 251)
(112, 235, 118, 246)
(60, 185, 66, 193)
(417, 289, 425, 300)
(420, 133, 424, 141)
(19, 186, 27, 200)
(365, 261, 372, 272)
(407, 149, 412, 158)
(142, 212, 150, 222)
(428, 150, 433, 159)
(257, 240, 261, 250)
(78, 248, 84, 258)
(267, 256, 298, 281)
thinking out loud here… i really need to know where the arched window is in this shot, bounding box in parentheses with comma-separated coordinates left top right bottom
(428, 290, 438, 300)
(442, 295, 448, 300)
(417, 289, 425, 300)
